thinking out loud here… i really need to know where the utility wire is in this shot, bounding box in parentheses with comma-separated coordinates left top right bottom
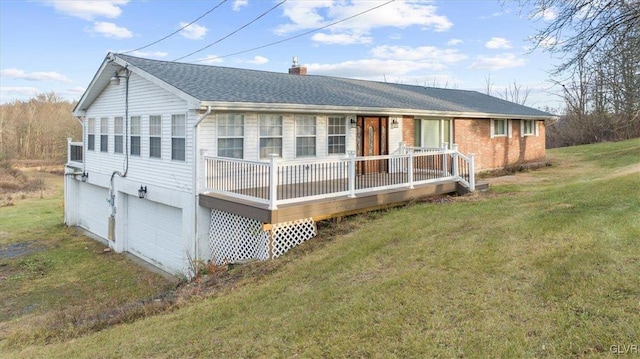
(122, 0, 229, 54)
(173, 0, 288, 62)
(191, 0, 396, 63)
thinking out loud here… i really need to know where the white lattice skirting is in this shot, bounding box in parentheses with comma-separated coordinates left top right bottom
(208, 209, 317, 265)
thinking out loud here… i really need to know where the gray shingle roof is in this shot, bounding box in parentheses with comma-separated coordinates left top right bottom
(116, 53, 553, 118)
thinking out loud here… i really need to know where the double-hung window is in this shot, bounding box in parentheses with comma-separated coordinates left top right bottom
(100, 117, 109, 152)
(295, 115, 316, 157)
(114, 116, 124, 154)
(217, 114, 244, 159)
(491, 119, 508, 138)
(130, 116, 141, 156)
(414, 119, 452, 148)
(149, 115, 162, 158)
(87, 118, 95, 151)
(327, 116, 346, 154)
(259, 114, 283, 158)
(171, 114, 186, 161)
(522, 120, 538, 136)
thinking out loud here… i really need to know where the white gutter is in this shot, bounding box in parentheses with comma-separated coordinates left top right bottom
(193, 105, 212, 271)
(199, 101, 557, 121)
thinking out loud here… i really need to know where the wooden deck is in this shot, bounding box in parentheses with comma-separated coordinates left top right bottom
(199, 179, 460, 224)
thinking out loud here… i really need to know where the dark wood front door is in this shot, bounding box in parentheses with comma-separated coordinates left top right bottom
(358, 116, 388, 174)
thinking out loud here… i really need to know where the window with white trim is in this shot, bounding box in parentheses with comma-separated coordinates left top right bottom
(100, 117, 109, 152)
(522, 120, 538, 136)
(413, 119, 452, 148)
(87, 118, 95, 151)
(295, 115, 316, 157)
(327, 116, 346, 154)
(491, 119, 508, 138)
(217, 114, 244, 159)
(114, 116, 123, 154)
(259, 114, 283, 158)
(171, 114, 186, 161)
(149, 115, 162, 158)
(130, 116, 141, 156)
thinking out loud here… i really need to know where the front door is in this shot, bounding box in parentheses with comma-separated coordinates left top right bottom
(358, 116, 388, 174)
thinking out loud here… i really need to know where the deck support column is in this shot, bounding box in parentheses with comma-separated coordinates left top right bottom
(268, 154, 279, 210)
(451, 144, 459, 178)
(407, 150, 414, 189)
(469, 153, 476, 192)
(441, 143, 448, 177)
(347, 151, 356, 198)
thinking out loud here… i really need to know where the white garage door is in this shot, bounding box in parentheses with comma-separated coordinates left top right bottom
(127, 196, 184, 274)
(78, 183, 110, 240)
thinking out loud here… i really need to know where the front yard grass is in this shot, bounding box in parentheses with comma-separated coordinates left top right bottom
(2, 139, 640, 357)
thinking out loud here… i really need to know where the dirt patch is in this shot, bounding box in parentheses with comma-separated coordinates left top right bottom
(0, 241, 47, 260)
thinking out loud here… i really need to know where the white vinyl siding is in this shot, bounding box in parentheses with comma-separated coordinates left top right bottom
(171, 114, 186, 161)
(217, 114, 244, 159)
(130, 116, 141, 156)
(87, 118, 96, 151)
(149, 115, 162, 158)
(295, 115, 316, 157)
(327, 116, 346, 154)
(259, 114, 283, 158)
(100, 117, 109, 152)
(114, 116, 124, 154)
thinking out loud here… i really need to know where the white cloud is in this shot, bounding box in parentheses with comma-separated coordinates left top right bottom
(66, 86, 86, 96)
(447, 38, 463, 46)
(370, 45, 467, 64)
(247, 56, 269, 65)
(179, 22, 208, 40)
(232, 0, 248, 11)
(1, 68, 72, 83)
(90, 22, 132, 38)
(0, 87, 41, 103)
(486, 37, 511, 49)
(312, 32, 372, 45)
(275, 0, 452, 45)
(129, 51, 169, 58)
(532, 6, 557, 21)
(469, 53, 527, 71)
(539, 36, 557, 48)
(42, 0, 128, 21)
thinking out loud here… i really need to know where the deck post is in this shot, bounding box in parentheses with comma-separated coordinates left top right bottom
(407, 150, 414, 189)
(441, 142, 448, 176)
(67, 138, 72, 164)
(469, 153, 476, 192)
(451, 144, 459, 178)
(268, 154, 279, 209)
(347, 151, 356, 198)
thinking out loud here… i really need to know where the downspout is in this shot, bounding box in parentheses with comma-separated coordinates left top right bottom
(109, 68, 130, 219)
(193, 105, 212, 268)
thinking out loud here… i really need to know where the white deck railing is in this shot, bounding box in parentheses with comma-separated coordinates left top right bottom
(202, 145, 475, 209)
(67, 138, 83, 167)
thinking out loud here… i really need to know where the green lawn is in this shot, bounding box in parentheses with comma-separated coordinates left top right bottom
(3, 139, 640, 358)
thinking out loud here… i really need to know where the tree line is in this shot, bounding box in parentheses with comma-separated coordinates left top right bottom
(0, 93, 81, 163)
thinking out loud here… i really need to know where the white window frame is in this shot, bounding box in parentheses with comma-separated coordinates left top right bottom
(491, 119, 512, 138)
(414, 119, 453, 148)
(327, 116, 347, 155)
(521, 120, 538, 137)
(100, 117, 109, 152)
(149, 115, 162, 159)
(87, 118, 95, 151)
(259, 114, 283, 158)
(114, 116, 124, 154)
(130, 116, 141, 156)
(295, 115, 316, 157)
(217, 114, 244, 159)
(171, 114, 186, 161)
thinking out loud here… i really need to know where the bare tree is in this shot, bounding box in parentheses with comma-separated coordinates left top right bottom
(501, 80, 531, 105)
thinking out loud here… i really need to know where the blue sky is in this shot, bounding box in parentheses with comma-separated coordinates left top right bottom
(0, 0, 564, 110)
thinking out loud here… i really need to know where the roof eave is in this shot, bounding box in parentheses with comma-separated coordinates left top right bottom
(199, 101, 556, 120)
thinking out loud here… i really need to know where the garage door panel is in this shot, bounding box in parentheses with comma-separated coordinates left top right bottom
(78, 184, 109, 239)
(127, 197, 183, 274)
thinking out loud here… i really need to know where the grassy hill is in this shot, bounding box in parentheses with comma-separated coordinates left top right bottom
(2, 139, 640, 358)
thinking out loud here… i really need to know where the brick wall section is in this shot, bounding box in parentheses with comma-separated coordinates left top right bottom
(454, 118, 546, 171)
(402, 116, 415, 147)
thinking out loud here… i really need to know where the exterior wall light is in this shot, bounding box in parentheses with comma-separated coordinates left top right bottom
(391, 119, 399, 129)
(350, 118, 357, 128)
(138, 185, 147, 199)
(81, 172, 89, 182)
(110, 71, 122, 85)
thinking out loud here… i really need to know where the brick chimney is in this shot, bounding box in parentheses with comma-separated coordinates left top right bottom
(288, 56, 307, 75)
